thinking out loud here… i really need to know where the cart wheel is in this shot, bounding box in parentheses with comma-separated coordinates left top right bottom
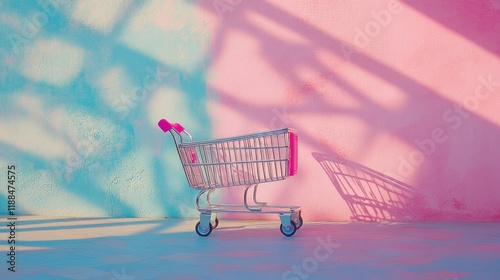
(280, 221, 297, 237)
(211, 218, 219, 229)
(296, 216, 303, 230)
(195, 221, 213, 237)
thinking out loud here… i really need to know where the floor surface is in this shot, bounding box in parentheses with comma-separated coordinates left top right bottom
(1, 216, 499, 279)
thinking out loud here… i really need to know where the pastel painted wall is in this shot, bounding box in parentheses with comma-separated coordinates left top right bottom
(1, 0, 499, 222)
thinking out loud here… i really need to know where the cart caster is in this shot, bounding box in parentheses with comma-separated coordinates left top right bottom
(280, 221, 297, 237)
(296, 216, 303, 230)
(211, 218, 219, 229)
(195, 221, 213, 237)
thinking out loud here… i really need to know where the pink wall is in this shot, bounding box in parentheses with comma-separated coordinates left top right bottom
(198, 0, 500, 221)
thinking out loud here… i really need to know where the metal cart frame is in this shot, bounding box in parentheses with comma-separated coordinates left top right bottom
(158, 119, 302, 237)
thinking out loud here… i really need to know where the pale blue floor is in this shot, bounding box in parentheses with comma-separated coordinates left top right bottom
(1, 216, 499, 279)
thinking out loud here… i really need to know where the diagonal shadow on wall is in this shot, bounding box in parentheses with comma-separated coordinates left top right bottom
(193, 0, 500, 222)
(312, 152, 424, 222)
(401, 0, 500, 57)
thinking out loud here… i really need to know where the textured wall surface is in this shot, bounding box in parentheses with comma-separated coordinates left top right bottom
(1, 0, 499, 221)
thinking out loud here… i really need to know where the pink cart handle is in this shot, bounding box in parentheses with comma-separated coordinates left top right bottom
(172, 123, 185, 133)
(158, 119, 173, 132)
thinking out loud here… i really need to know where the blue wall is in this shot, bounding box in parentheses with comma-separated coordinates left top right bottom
(0, 0, 211, 217)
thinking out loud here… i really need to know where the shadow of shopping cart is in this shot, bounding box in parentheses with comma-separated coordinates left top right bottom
(312, 152, 422, 222)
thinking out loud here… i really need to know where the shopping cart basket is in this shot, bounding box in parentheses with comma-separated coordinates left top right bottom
(158, 119, 302, 237)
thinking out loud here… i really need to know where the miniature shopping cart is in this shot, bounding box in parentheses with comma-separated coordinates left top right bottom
(158, 119, 302, 237)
